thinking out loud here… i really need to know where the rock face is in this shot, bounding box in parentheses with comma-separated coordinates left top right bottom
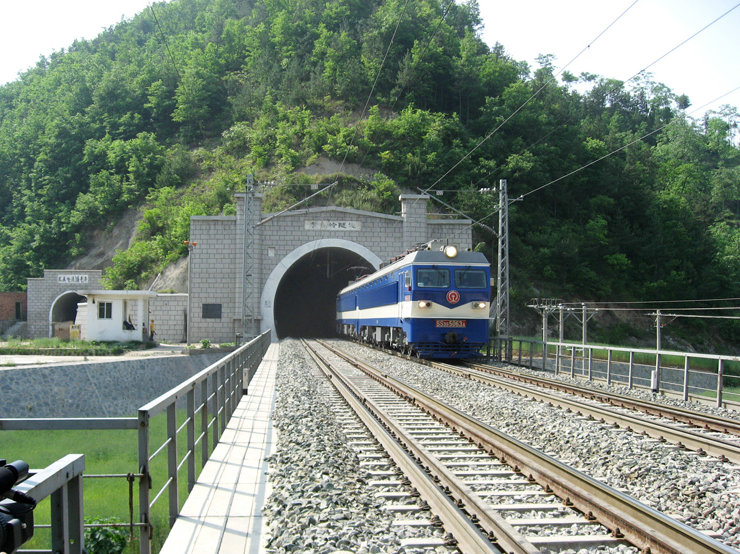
(67, 208, 142, 271)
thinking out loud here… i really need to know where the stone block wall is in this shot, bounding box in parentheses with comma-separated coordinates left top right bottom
(27, 270, 103, 338)
(150, 294, 188, 343)
(190, 217, 238, 343)
(0, 354, 224, 418)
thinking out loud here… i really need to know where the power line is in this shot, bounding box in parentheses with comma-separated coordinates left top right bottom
(622, 1, 740, 85)
(338, 0, 411, 175)
(454, 1, 740, 201)
(520, 84, 740, 199)
(149, 3, 182, 83)
(561, 297, 740, 306)
(420, 0, 640, 194)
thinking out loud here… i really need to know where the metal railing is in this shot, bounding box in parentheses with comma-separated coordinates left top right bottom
(492, 336, 740, 408)
(0, 330, 271, 554)
(9, 454, 86, 554)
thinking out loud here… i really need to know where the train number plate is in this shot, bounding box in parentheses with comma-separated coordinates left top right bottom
(435, 320, 466, 328)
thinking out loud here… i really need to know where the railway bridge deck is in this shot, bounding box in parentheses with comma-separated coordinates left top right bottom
(160, 343, 279, 554)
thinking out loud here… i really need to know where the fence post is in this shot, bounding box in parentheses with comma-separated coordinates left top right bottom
(528, 341, 533, 369)
(219, 364, 227, 435)
(683, 357, 690, 402)
(717, 359, 725, 408)
(628, 351, 634, 389)
(187, 388, 196, 492)
(588, 348, 593, 381)
(138, 410, 152, 554)
(210, 372, 219, 451)
(167, 403, 178, 529)
(201, 379, 209, 469)
(607, 350, 612, 385)
(570, 347, 575, 378)
(517, 340, 522, 366)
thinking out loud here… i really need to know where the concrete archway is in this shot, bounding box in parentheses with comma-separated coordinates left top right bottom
(48, 291, 85, 338)
(261, 239, 382, 340)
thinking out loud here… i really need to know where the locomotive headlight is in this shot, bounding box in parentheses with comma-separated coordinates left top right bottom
(472, 302, 487, 309)
(418, 301, 431, 309)
(443, 245, 458, 258)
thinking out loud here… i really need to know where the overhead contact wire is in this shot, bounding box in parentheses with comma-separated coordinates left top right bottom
(421, 0, 640, 194)
(338, 0, 411, 175)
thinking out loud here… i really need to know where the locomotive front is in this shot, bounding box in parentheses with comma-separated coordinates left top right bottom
(403, 245, 491, 358)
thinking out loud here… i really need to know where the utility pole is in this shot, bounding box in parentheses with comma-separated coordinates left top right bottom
(496, 179, 510, 341)
(242, 177, 255, 337)
(527, 298, 560, 370)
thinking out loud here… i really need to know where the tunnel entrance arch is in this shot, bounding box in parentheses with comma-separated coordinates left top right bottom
(48, 291, 85, 338)
(261, 239, 383, 340)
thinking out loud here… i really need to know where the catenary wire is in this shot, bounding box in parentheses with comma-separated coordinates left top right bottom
(520, 84, 740, 200)
(338, 0, 411, 175)
(420, 0, 640, 195)
(472, 1, 740, 194)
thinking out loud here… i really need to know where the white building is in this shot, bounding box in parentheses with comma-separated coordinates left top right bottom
(76, 290, 157, 342)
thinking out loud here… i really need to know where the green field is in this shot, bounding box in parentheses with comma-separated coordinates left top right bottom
(1, 410, 206, 553)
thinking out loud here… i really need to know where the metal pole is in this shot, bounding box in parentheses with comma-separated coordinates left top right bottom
(167, 403, 178, 528)
(717, 359, 725, 408)
(557, 306, 564, 374)
(655, 309, 662, 392)
(542, 309, 548, 370)
(683, 356, 690, 401)
(496, 179, 510, 339)
(138, 410, 152, 554)
(187, 388, 196, 492)
(582, 303, 587, 345)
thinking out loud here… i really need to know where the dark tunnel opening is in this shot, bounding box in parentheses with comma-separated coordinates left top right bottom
(51, 292, 85, 324)
(274, 247, 374, 339)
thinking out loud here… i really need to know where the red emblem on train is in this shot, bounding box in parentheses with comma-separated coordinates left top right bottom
(446, 290, 461, 304)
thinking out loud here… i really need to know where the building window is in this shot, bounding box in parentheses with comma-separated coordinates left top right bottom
(15, 302, 22, 320)
(202, 304, 222, 319)
(98, 302, 112, 319)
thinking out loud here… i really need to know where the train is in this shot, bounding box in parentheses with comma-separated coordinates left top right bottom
(336, 241, 491, 359)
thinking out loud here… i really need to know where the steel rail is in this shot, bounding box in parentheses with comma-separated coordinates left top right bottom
(324, 341, 735, 554)
(440, 361, 740, 464)
(469, 361, 740, 436)
(302, 340, 505, 553)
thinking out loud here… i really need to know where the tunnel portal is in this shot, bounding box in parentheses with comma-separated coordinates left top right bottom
(273, 247, 374, 339)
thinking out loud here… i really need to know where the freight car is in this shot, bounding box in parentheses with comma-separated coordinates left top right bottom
(336, 241, 491, 358)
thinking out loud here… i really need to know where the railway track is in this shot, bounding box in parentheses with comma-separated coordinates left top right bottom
(469, 361, 740, 437)
(436, 361, 740, 465)
(304, 339, 734, 553)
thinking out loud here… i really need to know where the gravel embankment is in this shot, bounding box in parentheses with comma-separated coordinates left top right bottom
(335, 340, 740, 549)
(263, 340, 436, 553)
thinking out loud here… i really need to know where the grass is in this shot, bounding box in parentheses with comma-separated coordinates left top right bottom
(1, 409, 209, 553)
(0, 337, 154, 356)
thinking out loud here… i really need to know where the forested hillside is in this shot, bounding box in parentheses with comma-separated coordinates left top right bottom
(0, 0, 738, 329)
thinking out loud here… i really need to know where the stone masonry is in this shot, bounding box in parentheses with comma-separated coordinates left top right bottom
(27, 270, 103, 338)
(188, 193, 474, 343)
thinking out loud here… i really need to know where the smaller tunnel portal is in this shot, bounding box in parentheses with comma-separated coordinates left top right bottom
(274, 247, 374, 339)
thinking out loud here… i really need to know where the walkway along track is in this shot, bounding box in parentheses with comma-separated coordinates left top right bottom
(448, 361, 740, 465)
(307, 339, 735, 554)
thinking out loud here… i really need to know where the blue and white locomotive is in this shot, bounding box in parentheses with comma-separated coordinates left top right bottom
(336, 241, 491, 359)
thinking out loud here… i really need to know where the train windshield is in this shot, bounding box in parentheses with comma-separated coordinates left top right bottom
(454, 269, 488, 289)
(416, 268, 450, 288)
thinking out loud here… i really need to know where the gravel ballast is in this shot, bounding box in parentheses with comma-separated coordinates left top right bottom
(335, 340, 740, 549)
(263, 339, 740, 551)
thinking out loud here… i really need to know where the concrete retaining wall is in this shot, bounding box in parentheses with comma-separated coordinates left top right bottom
(0, 354, 224, 418)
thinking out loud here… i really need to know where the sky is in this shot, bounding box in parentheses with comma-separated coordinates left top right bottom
(0, 0, 738, 116)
